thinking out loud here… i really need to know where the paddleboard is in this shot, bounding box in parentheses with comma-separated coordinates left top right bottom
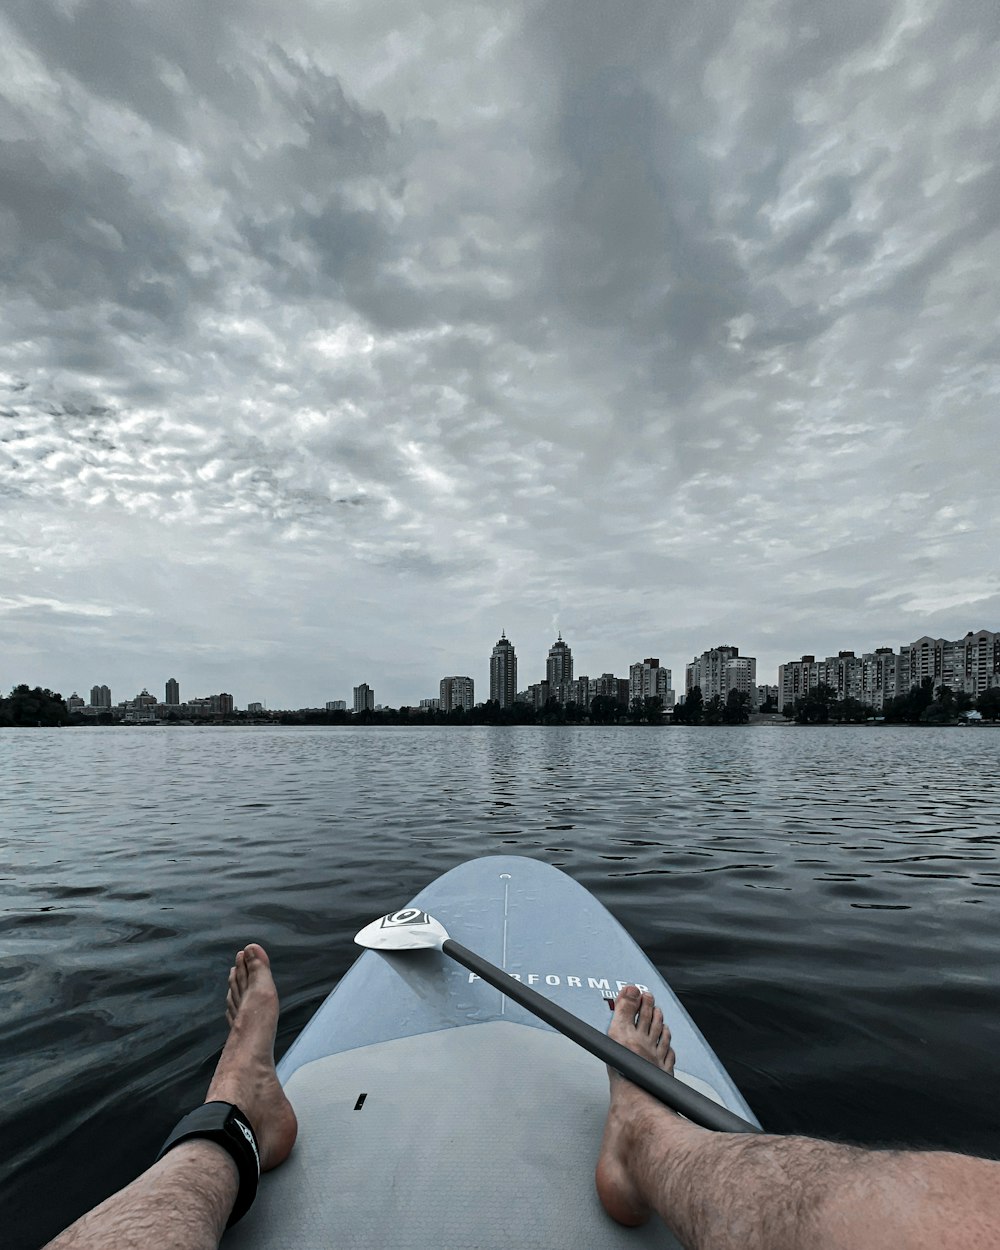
(228, 854, 759, 1248)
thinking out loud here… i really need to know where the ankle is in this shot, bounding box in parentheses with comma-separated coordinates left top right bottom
(620, 1092, 702, 1171)
(608, 1087, 661, 1168)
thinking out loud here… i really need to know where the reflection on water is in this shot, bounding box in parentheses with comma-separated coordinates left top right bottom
(2, 724, 999, 1247)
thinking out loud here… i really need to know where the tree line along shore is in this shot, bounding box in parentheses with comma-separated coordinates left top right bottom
(4, 681, 999, 728)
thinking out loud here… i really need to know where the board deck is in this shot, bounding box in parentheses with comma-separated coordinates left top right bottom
(227, 855, 758, 1247)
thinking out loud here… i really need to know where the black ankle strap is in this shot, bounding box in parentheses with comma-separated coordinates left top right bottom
(156, 1101, 260, 1226)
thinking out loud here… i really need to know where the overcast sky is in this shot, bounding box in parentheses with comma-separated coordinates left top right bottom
(1, 0, 998, 708)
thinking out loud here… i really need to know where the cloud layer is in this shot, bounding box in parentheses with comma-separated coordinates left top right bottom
(1, 0, 998, 705)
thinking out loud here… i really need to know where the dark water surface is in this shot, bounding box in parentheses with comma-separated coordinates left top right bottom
(2, 724, 999, 1247)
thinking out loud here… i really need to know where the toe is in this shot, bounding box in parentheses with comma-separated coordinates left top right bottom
(638, 992, 654, 1034)
(235, 950, 249, 995)
(613, 985, 641, 1025)
(658, 1016, 676, 1071)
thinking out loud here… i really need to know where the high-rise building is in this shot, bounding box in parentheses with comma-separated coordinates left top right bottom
(954, 629, 1000, 697)
(325, 700, 347, 712)
(165, 677, 180, 705)
(525, 681, 551, 711)
(780, 629, 1000, 712)
(90, 684, 111, 708)
(591, 673, 629, 706)
(686, 646, 757, 706)
(900, 630, 1000, 700)
(545, 633, 573, 702)
(780, 646, 900, 711)
(899, 636, 955, 693)
(777, 655, 819, 710)
(780, 651, 870, 707)
(629, 658, 675, 709)
(489, 633, 517, 708)
(820, 652, 864, 702)
(860, 649, 901, 710)
(568, 675, 589, 708)
(353, 683, 375, 713)
(67, 692, 85, 711)
(896, 630, 999, 700)
(440, 676, 475, 712)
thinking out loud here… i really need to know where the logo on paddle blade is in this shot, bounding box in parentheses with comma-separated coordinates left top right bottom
(380, 908, 431, 929)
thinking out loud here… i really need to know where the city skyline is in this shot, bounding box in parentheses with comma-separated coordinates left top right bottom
(21, 621, 998, 712)
(2, 1, 998, 709)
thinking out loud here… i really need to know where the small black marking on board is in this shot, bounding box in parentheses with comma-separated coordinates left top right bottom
(354, 1093, 367, 1110)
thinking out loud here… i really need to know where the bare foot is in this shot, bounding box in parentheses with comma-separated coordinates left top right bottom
(595, 984, 676, 1227)
(206, 943, 298, 1171)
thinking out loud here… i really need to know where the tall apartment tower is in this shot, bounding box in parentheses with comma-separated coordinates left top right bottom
(686, 646, 757, 705)
(440, 675, 475, 712)
(165, 677, 180, 705)
(489, 632, 518, 708)
(353, 683, 375, 713)
(545, 633, 573, 702)
(955, 629, 1000, 697)
(777, 656, 820, 710)
(629, 658, 675, 709)
(90, 684, 111, 708)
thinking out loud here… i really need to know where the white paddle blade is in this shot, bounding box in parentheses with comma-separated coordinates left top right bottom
(354, 908, 449, 951)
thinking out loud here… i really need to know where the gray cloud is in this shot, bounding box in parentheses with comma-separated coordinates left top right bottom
(0, 0, 997, 706)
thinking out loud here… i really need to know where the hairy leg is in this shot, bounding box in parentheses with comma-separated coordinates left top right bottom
(597, 986, 1000, 1250)
(43, 1143, 239, 1250)
(45, 945, 297, 1250)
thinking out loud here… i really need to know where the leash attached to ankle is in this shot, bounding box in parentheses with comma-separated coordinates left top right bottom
(156, 1101, 261, 1226)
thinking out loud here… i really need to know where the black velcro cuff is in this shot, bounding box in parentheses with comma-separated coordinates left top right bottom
(155, 1101, 261, 1227)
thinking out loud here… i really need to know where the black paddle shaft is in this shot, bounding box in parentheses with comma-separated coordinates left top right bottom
(442, 938, 762, 1135)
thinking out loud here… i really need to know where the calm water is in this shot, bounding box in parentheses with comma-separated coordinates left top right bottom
(2, 725, 999, 1247)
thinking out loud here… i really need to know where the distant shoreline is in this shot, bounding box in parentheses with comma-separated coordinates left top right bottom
(7, 717, 994, 730)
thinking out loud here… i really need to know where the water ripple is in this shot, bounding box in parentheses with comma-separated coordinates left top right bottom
(2, 724, 1000, 1247)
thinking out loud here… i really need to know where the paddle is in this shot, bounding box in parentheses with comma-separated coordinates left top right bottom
(355, 907, 761, 1135)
